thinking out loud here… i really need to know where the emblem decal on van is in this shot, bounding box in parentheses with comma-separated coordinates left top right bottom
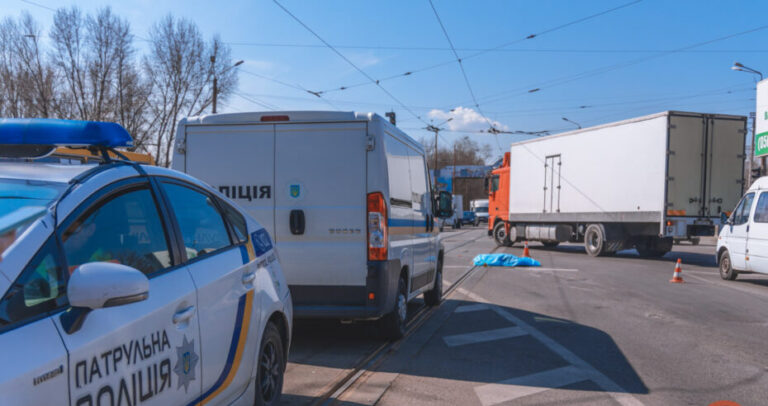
(289, 184, 301, 198)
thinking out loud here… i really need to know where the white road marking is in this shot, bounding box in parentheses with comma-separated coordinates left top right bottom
(534, 267, 579, 272)
(443, 327, 528, 347)
(455, 303, 490, 313)
(456, 287, 643, 406)
(475, 365, 590, 405)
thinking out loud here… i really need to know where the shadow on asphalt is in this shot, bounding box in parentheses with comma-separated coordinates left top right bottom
(530, 243, 717, 268)
(288, 299, 649, 401)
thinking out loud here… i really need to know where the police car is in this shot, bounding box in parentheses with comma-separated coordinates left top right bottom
(0, 119, 292, 406)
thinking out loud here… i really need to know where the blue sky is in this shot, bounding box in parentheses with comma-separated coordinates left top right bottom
(5, 0, 768, 162)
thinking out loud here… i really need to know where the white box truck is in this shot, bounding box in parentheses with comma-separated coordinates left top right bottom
(492, 111, 746, 257)
(470, 199, 489, 225)
(171, 111, 452, 338)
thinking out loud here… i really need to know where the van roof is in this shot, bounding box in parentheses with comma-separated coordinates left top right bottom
(180, 111, 376, 126)
(748, 176, 768, 192)
(178, 110, 425, 155)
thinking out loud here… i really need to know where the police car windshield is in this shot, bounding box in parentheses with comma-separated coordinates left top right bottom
(1, 178, 65, 255)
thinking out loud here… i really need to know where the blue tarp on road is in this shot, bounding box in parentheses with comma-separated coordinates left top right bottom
(473, 253, 541, 267)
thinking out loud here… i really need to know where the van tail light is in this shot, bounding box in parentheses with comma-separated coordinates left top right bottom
(367, 192, 388, 260)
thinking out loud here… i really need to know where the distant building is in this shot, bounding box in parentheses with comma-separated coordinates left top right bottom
(431, 165, 492, 211)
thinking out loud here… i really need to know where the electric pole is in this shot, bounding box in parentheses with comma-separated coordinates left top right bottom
(425, 118, 453, 174)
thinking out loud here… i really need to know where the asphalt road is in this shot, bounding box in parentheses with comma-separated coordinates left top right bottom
(282, 227, 768, 406)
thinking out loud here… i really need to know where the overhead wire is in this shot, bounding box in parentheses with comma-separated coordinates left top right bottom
(309, 0, 643, 96)
(273, 0, 428, 124)
(427, 0, 502, 151)
(469, 24, 768, 107)
(225, 41, 768, 54)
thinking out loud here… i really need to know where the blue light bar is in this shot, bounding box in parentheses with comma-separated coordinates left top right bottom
(0, 118, 133, 148)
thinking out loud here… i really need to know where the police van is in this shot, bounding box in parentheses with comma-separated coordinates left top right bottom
(0, 119, 292, 405)
(172, 111, 452, 338)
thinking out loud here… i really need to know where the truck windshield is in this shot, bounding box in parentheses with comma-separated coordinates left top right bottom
(474, 207, 488, 213)
(1, 178, 66, 256)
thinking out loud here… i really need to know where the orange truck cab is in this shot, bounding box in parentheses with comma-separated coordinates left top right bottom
(488, 152, 511, 243)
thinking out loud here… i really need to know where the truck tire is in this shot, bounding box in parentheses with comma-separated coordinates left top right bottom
(719, 250, 738, 281)
(493, 221, 513, 247)
(691, 237, 700, 246)
(584, 224, 606, 257)
(380, 276, 408, 339)
(636, 237, 672, 258)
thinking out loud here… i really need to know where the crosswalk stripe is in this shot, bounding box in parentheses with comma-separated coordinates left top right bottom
(455, 303, 490, 313)
(443, 326, 527, 347)
(475, 365, 589, 406)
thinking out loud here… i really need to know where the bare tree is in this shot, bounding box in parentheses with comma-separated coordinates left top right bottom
(0, 13, 55, 118)
(422, 135, 493, 170)
(143, 15, 237, 166)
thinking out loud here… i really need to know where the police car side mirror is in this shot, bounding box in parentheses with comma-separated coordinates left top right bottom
(61, 262, 149, 334)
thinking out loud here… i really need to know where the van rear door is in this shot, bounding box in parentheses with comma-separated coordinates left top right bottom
(274, 122, 368, 302)
(184, 124, 276, 236)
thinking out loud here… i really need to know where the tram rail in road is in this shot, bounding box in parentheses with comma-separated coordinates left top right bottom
(310, 239, 499, 406)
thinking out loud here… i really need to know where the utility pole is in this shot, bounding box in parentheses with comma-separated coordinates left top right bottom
(425, 118, 453, 174)
(211, 58, 244, 114)
(750, 112, 757, 185)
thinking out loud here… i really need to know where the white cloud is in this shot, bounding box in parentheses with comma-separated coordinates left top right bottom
(243, 60, 276, 72)
(427, 106, 508, 132)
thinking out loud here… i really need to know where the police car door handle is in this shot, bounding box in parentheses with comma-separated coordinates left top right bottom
(242, 271, 256, 285)
(172, 306, 196, 324)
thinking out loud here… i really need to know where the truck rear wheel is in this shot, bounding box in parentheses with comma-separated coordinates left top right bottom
(493, 222, 513, 247)
(584, 224, 606, 257)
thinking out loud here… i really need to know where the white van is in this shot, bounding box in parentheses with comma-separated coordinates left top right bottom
(172, 111, 452, 337)
(717, 176, 768, 280)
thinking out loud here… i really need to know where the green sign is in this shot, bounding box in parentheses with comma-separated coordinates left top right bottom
(757, 132, 768, 157)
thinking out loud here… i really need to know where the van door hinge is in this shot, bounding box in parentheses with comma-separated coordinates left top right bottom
(366, 135, 375, 151)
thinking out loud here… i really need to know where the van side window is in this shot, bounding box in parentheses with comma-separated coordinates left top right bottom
(408, 151, 429, 212)
(733, 193, 755, 225)
(384, 135, 412, 207)
(754, 193, 768, 223)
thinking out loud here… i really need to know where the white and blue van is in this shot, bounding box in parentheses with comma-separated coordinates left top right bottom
(172, 111, 452, 338)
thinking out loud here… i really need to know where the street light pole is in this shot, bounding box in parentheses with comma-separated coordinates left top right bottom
(211, 58, 244, 114)
(731, 61, 764, 184)
(562, 117, 581, 129)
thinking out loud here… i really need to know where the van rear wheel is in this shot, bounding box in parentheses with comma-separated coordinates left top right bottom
(380, 277, 407, 339)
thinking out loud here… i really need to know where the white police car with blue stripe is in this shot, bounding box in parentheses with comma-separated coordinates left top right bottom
(0, 118, 292, 406)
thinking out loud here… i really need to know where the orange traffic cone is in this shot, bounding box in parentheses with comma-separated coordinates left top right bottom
(670, 258, 684, 283)
(522, 241, 531, 258)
